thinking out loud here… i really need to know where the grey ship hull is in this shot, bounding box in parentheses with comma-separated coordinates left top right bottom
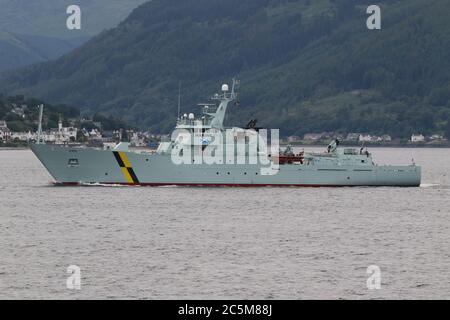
(31, 144, 422, 187)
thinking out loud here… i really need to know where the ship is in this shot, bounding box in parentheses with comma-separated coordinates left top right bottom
(31, 79, 421, 187)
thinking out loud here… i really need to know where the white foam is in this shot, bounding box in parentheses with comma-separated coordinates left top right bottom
(420, 183, 440, 188)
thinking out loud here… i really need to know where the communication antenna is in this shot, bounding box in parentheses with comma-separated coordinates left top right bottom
(177, 81, 181, 119)
(37, 104, 44, 144)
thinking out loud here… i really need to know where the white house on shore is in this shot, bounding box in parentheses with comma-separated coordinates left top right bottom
(287, 135, 302, 143)
(48, 118, 77, 144)
(2, 118, 78, 144)
(346, 133, 360, 141)
(0, 120, 11, 142)
(429, 134, 446, 141)
(358, 134, 391, 142)
(303, 133, 323, 141)
(11, 131, 35, 142)
(130, 131, 147, 147)
(411, 134, 425, 143)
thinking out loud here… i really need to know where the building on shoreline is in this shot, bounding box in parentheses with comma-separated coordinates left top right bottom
(1, 117, 447, 147)
(301, 131, 392, 143)
(411, 134, 425, 143)
(359, 134, 392, 143)
(0, 121, 11, 142)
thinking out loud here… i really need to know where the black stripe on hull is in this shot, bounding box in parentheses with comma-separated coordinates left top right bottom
(112, 151, 125, 167)
(127, 167, 140, 184)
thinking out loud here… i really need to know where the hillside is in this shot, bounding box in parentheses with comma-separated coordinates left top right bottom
(1, 0, 449, 138)
(0, 0, 147, 71)
(0, 0, 148, 39)
(0, 31, 84, 72)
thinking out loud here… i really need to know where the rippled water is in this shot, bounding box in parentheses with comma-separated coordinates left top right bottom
(0, 148, 449, 299)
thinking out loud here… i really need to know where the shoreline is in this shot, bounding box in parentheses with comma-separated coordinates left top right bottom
(287, 143, 450, 149)
(1, 143, 450, 150)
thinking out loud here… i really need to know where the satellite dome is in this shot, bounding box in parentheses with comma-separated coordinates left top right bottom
(188, 113, 195, 120)
(221, 84, 229, 92)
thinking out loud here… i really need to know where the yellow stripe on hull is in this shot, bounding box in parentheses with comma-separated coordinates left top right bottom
(118, 151, 132, 168)
(120, 167, 134, 183)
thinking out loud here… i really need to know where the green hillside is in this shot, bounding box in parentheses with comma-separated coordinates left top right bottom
(0, 0, 147, 39)
(0, 31, 83, 72)
(1, 0, 449, 138)
(0, 31, 45, 71)
(0, 0, 147, 71)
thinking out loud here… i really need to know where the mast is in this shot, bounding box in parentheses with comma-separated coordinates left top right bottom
(37, 104, 44, 144)
(208, 78, 239, 130)
(177, 81, 181, 119)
